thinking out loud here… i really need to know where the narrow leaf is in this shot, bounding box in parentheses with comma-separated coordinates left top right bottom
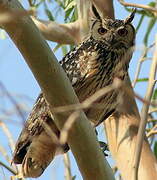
(143, 18, 156, 46)
(152, 88, 157, 100)
(137, 78, 149, 82)
(154, 141, 157, 158)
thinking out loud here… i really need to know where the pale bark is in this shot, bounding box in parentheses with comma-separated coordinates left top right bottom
(100, 1, 157, 180)
(1, 0, 157, 179)
(93, 0, 114, 19)
(105, 79, 157, 180)
(31, 0, 115, 43)
(0, 0, 115, 179)
(32, 17, 80, 44)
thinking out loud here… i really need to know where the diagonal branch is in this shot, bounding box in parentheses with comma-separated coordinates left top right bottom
(32, 17, 80, 44)
(118, 0, 157, 14)
(0, 0, 114, 179)
(77, 0, 91, 40)
(101, 1, 157, 180)
(0, 161, 17, 175)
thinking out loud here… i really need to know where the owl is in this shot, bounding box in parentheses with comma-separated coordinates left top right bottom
(12, 7, 136, 178)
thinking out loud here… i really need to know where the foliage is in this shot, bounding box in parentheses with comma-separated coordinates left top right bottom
(0, 0, 157, 180)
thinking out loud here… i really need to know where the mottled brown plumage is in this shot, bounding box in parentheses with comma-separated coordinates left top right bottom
(12, 8, 136, 178)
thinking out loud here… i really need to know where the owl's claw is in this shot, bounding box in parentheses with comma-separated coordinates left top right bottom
(11, 173, 24, 180)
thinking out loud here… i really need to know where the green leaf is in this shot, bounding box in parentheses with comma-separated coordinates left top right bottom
(124, 7, 154, 17)
(72, 175, 76, 180)
(154, 141, 157, 158)
(136, 14, 145, 32)
(69, 44, 74, 51)
(64, 0, 70, 7)
(69, 6, 78, 22)
(61, 45, 68, 56)
(54, 0, 65, 9)
(148, 2, 156, 7)
(152, 88, 157, 100)
(53, 44, 62, 53)
(65, 0, 76, 11)
(137, 78, 149, 82)
(45, 8, 54, 21)
(143, 18, 156, 46)
(65, 7, 74, 21)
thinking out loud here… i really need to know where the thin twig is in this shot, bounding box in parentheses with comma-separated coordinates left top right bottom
(42, 111, 81, 150)
(147, 119, 157, 123)
(49, 78, 156, 147)
(59, 111, 80, 145)
(0, 122, 20, 172)
(118, 0, 157, 14)
(42, 77, 156, 149)
(0, 145, 10, 163)
(133, 35, 157, 180)
(0, 82, 25, 122)
(146, 124, 157, 138)
(51, 80, 157, 115)
(63, 153, 73, 180)
(0, 121, 15, 152)
(41, 80, 121, 151)
(42, 121, 60, 146)
(52, 81, 119, 113)
(132, 44, 154, 87)
(0, 161, 17, 175)
(132, 91, 157, 107)
(148, 107, 157, 114)
(58, 77, 157, 147)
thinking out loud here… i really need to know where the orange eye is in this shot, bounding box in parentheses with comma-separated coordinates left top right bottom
(117, 28, 128, 36)
(98, 27, 107, 35)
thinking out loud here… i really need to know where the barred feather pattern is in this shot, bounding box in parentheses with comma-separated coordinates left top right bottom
(13, 13, 136, 178)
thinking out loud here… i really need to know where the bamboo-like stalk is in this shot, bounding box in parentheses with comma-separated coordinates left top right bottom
(105, 79, 157, 180)
(0, 0, 114, 179)
(133, 35, 157, 180)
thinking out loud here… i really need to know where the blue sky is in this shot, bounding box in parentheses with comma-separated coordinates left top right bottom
(0, 0, 156, 180)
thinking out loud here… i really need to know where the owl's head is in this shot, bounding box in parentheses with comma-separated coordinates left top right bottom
(90, 8, 136, 50)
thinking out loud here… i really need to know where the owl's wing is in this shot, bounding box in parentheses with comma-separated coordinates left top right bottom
(13, 43, 86, 177)
(13, 93, 69, 177)
(60, 46, 82, 86)
(60, 41, 118, 126)
(13, 94, 48, 163)
(59, 38, 95, 86)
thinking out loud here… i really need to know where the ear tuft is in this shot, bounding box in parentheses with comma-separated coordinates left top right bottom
(92, 5, 101, 20)
(124, 8, 136, 24)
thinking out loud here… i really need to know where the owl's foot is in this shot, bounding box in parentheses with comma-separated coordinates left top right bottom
(11, 172, 24, 180)
(22, 155, 48, 178)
